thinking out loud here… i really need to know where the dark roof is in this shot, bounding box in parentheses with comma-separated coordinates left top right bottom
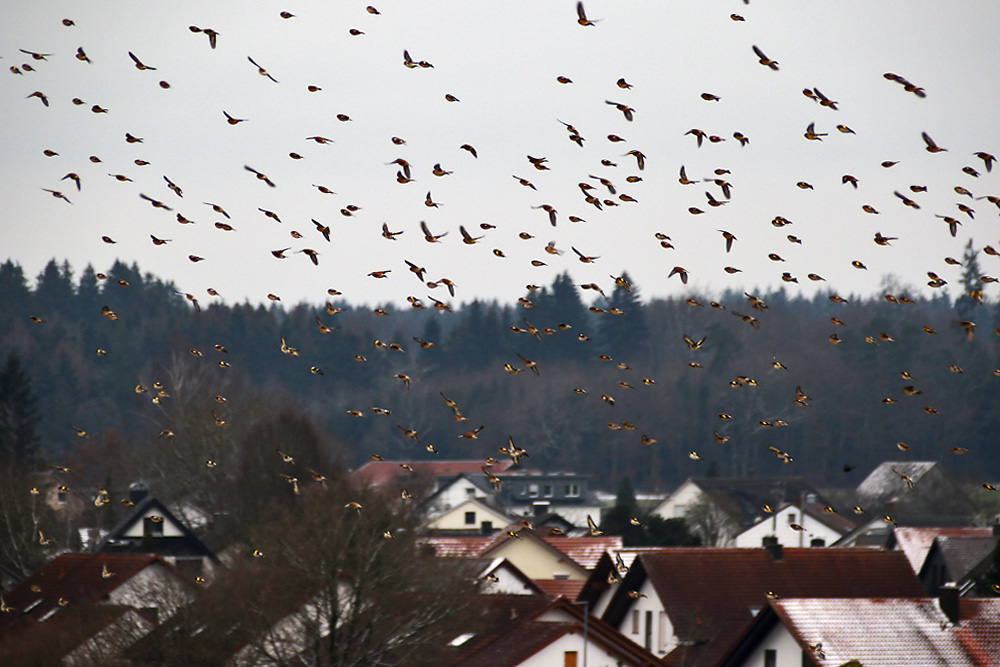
(0, 604, 151, 664)
(97, 496, 217, 560)
(921, 535, 999, 585)
(690, 476, 826, 528)
(0, 552, 175, 634)
(602, 547, 925, 667)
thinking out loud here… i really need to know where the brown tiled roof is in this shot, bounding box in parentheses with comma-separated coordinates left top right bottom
(895, 527, 993, 572)
(533, 578, 585, 599)
(0, 553, 172, 634)
(605, 547, 924, 667)
(353, 460, 515, 487)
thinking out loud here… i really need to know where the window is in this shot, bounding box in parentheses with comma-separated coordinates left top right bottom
(645, 610, 653, 650)
(631, 609, 639, 634)
(564, 651, 578, 667)
(787, 512, 797, 525)
(673, 503, 686, 518)
(464, 511, 476, 525)
(143, 517, 164, 537)
(465, 487, 476, 497)
(658, 611, 668, 651)
(528, 484, 539, 497)
(764, 648, 777, 667)
(543, 484, 553, 497)
(565, 484, 580, 497)
(480, 521, 492, 533)
(57, 490, 67, 504)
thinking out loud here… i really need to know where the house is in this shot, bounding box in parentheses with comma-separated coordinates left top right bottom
(919, 532, 1000, 595)
(893, 526, 997, 574)
(449, 596, 662, 667)
(735, 501, 854, 548)
(495, 471, 604, 526)
(597, 544, 926, 664)
(719, 591, 1000, 667)
(422, 529, 622, 583)
(97, 490, 220, 580)
(856, 461, 976, 522)
(126, 565, 330, 666)
(0, 553, 194, 663)
(425, 494, 519, 534)
(651, 476, 832, 547)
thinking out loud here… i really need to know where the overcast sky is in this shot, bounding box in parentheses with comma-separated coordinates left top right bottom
(3, 0, 1000, 309)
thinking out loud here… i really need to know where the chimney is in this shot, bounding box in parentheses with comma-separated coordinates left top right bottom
(129, 482, 148, 505)
(762, 535, 783, 561)
(810, 537, 826, 548)
(939, 582, 960, 623)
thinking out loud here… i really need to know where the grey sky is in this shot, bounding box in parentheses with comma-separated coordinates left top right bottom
(3, 0, 1000, 309)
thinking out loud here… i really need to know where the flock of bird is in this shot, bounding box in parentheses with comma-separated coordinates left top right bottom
(7, 0, 1000, 540)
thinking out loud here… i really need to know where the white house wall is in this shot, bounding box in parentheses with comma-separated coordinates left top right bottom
(651, 480, 703, 521)
(735, 505, 842, 548)
(517, 629, 644, 667)
(616, 576, 675, 658)
(426, 478, 490, 514)
(734, 621, 804, 667)
(426, 499, 512, 531)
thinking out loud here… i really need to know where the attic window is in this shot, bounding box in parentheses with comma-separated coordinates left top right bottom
(144, 516, 164, 537)
(57, 490, 67, 504)
(448, 633, 475, 647)
(787, 512, 797, 525)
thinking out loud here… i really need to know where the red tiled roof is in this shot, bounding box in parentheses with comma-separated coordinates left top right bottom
(533, 579, 586, 599)
(0, 604, 150, 664)
(613, 547, 924, 667)
(542, 536, 623, 569)
(0, 553, 171, 634)
(352, 460, 516, 488)
(421, 536, 495, 559)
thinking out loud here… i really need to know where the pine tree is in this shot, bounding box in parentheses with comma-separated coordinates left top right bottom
(0, 352, 42, 465)
(956, 239, 983, 319)
(598, 271, 649, 359)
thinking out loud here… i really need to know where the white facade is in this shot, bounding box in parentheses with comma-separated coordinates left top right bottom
(426, 498, 513, 532)
(650, 479, 703, 521)
(516, 628, 647, 667)
(121, 507, 186, 538)
(425, 476, 490, 514)
(735, 504, 843, 548)
(734, 622, 805, 667)
(481, 559, 543, 595)
(615, 576, 675, 657)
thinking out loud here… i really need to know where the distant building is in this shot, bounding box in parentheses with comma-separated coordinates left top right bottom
(856, 461, 975, 522)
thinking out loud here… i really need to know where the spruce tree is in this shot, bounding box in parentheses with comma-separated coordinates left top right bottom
(0, 352, 42, 465)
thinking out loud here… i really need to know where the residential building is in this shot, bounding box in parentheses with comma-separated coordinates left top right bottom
(720, 593, 1000, 667)
(597, 545, 926, 665)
